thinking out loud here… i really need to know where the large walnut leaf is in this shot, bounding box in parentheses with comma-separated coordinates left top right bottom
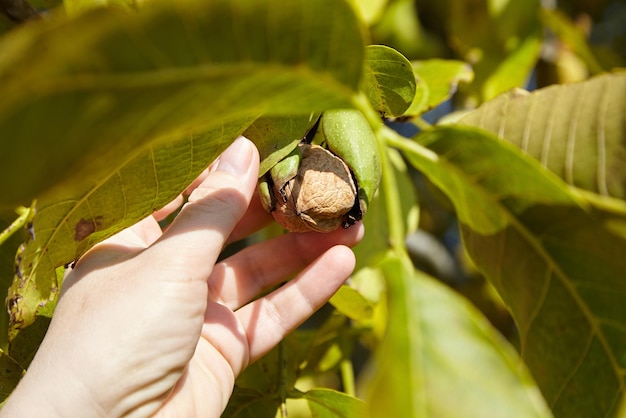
(0, 0, 364, 206)
(393, 125, 626, 418)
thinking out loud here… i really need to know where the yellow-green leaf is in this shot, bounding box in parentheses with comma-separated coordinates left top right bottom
(407, 59, 473, 116)
(0, 349, 24, 403)
(459, 72, 626, 200)
(244, 114, 320, 177)
(304, 388, 368, 418)
(364, 254, 551, 418)
(395, 125, 626, 418)
(362, 45, 416, 117)
(0, 0, 364, 206)
(329, 285, 374, 321)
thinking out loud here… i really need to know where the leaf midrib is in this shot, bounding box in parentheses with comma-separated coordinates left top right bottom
(3, 62, 347, 96)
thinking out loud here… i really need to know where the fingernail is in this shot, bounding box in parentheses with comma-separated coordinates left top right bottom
(216, 137, 253, 176)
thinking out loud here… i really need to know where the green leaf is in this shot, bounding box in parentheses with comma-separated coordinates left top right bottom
(0, 208, 32, 352)
(63, 0, 136, 15)
(329, 285, 374, 321)
(0, 0, 365, 207)
(8, 313, 52, 368)
(459, 72, 626, 200)
(234, 336, 303, 395)
(298, 313, 351, 376)
(222, 388, 280, 418)
(406, 59, 474, 116)
(304, 388, 368, 418)
(481, 33, 542, 101)
(349, 266, 385, 306)
(0, 349, 24, 403)
(394, 125, 626, 417)
(244, 114, 320, 177)
(362, 45, 416, 117)
(227, 325, 363, 417)
(363, 254, 551, 418)
(227, 333, 316, 416)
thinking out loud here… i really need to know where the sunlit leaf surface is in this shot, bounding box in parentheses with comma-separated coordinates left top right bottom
(364, 255, 551, 418)
(407, 59, 473, 116)
(0, 0, 364, 206)
(362, 44, 416, 117)
(305, 388, 367, 418)
(460, 73, 626, 200)
(397, 125, 626, 418)
(244, 114, 319, 177)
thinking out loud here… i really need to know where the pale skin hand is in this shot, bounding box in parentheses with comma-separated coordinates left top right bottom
(1, 137, 363, 418)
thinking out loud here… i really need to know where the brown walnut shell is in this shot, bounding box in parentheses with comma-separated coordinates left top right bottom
(271, 144, 357, 232)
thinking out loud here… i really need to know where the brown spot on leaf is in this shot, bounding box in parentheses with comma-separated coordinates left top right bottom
(74, 218, 96, 241)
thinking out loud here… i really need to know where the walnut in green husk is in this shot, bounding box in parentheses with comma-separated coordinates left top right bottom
(260, 143, 357, 232)
(258, 109, 381, 233)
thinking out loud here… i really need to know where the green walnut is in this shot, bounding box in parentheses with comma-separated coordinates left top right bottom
(259, 109, 381, 233)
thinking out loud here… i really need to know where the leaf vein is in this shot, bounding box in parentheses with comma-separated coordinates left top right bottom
(549, 332, 595, 408)
(596, 78, 610, 196)
(519, 267, 553, 347)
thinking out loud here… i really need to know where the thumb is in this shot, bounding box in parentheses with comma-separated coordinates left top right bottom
(145, 137, 259, 281)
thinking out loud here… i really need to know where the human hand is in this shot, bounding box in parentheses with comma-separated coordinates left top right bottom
(2, 137, 363, 418)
